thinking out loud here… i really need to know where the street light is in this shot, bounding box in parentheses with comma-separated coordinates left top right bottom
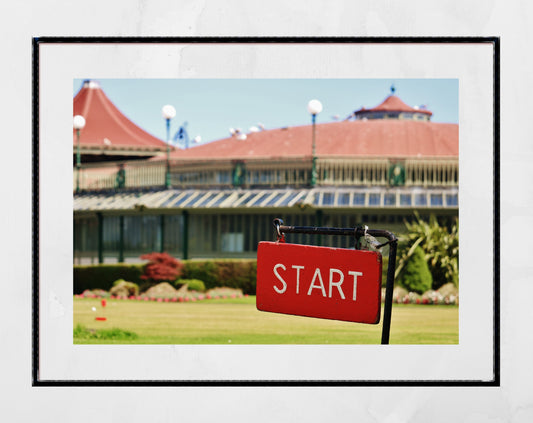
(307, 99, 322, 187)
(162, 104, 176, 189)
(73, 114, 86, 193)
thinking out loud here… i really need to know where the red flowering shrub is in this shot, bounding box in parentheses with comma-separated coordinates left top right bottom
(140, 252, 184, 284)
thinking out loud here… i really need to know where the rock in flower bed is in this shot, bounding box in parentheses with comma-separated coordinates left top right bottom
(75, 283, 245, 302)
(142, 282, 178, 298)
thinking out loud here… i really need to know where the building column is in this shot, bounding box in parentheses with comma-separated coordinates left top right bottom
(118, 215, 125, 263)
(97, 212, 104, 264)
(160, 214, 165, 253)
(315, 209, 323, 246)
(182, 210, 189, 260)
(73, 219, 79, 264)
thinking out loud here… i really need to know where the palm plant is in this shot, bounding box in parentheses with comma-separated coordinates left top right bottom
(395, 212, 459, 289)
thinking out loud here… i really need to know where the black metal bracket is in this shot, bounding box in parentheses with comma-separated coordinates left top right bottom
(273, 218, 398, 344)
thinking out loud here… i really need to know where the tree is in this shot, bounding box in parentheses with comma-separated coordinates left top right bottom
(140, 252, 184, 285)
(395, 213, 458, 289)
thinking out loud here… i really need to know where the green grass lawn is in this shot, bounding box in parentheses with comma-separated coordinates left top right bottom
(73, 296, 458, 344)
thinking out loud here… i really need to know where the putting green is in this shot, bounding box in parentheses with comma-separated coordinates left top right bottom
(73, 296, 458, 344)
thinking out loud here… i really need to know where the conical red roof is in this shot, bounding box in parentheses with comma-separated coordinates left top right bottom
(73, 80, 167, 152)
(355, 95, 433, 116)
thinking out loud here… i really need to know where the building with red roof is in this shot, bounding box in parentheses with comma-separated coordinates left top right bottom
(73, 85, 458, 264)
(164, 118, 456, 161)
(73, 80, 168, 163)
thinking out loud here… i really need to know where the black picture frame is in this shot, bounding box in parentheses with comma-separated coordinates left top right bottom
(33, 36, 499, 386)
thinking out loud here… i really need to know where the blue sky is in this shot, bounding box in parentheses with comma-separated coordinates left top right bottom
(74, 79, 458, 146)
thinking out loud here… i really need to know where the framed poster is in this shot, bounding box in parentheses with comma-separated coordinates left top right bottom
(33, 37, 499, 385)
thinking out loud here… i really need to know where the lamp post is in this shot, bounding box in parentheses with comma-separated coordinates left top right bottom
(161, 104, 176, 189)
(73, 115, 86, 194)
(307, 99, 322, 187)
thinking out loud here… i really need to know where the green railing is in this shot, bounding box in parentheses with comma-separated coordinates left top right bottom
(73, 158, 459, 192)
(74, 161, 166, 191)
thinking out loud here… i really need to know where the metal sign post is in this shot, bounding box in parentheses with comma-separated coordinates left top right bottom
(257, 218, 398, 344)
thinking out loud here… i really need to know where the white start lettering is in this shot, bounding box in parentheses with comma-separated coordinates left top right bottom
(273, 263, 287, 294)
(273, 264, 362, 301)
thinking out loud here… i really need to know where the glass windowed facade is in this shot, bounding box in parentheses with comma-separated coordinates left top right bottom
(74, 184, 458, 264)
(74, 203, 457, 264)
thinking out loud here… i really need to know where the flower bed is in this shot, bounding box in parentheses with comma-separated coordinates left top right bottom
(380, 287, 458, 305)
(75, 287, 247, 302)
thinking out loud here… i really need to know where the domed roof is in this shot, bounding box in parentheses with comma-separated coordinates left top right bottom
(161, 118, 457, 161)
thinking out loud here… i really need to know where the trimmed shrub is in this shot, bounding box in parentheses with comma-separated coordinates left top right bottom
(175, 279, 206, 292)
(73, 264, 144, 294)
(396, 246, 433, 294)
(110, 279, 139, 297)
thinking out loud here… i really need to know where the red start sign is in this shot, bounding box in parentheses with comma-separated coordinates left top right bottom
(256, 242, 382, 324)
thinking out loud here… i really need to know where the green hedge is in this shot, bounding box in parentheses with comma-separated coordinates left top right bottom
(182, 259, 257, 295)
(74, 259, 258, 295)
(73, 264, 144, 294)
